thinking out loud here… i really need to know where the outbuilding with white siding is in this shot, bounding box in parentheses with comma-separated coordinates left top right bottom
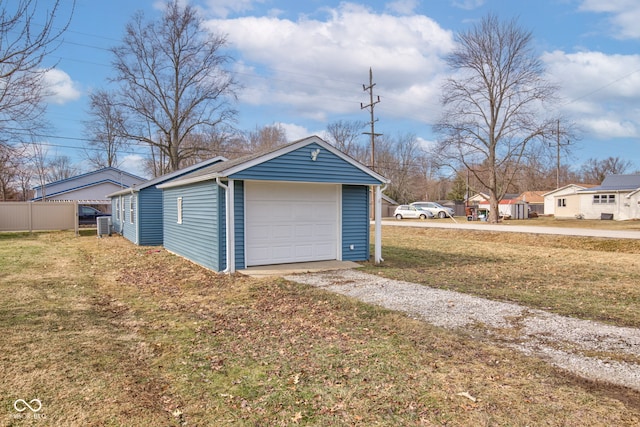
(157, 136, 389, 273)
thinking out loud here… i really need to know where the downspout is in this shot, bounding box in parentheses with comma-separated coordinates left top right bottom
(374, 184, 387, 264)
(130, 186, 138, 244)
(216, 177, 235, 274)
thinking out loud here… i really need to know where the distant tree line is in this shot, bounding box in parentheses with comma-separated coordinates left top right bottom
(0, 2, 638, 203)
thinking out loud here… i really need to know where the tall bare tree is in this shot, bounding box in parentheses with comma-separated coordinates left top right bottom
(325, 120, 367, 160)
(580, 157, 634, 184)
(27, 140, 48, 200)
(0, 144, 19, 200)
(47, 155, 78, 182)
(434, 14, 561, 222)
(109, 1, 238, 172)
(245, 124, 288, 153)
(84, 90, 129, 168)
(0, 0, 73, 143)
(374, 133, 430, 203)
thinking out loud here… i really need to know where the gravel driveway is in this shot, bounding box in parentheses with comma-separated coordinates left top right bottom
(286, 269, 640, 392)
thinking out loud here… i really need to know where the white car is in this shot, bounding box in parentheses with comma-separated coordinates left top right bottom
(410, 202, 455, 218)
(393, 205, 434, 220)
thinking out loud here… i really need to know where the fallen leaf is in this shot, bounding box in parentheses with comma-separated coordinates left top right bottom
(456, 391, 477, 402)
(291, 411, 303, 423)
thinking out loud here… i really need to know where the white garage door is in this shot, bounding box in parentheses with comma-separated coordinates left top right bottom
(245, 181, 339, 266)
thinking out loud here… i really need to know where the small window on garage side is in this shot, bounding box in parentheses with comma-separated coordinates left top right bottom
(557, 198, 566, 207)
(177, 197, 183, 224)
(593, 195, 601, 204)
(130, 196, 135, 224)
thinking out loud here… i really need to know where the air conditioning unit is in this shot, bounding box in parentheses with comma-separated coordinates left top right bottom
(97, 216, 111, 237)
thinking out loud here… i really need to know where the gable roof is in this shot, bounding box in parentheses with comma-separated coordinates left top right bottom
(158, 135, 389, 189)
(32, 167, 146, 191)
(107, 156, 227, 197)
(579, 174, 640, 192)
(516, 191, 545, 204)
(542, 183, 595, 197)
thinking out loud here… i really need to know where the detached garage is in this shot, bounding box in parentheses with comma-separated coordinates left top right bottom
(157, 136, 389, 273)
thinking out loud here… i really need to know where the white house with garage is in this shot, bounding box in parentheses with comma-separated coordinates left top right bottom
(156, 136, 389, 273)
(543, 184, 592, 217)
(548, 176, 640, 220)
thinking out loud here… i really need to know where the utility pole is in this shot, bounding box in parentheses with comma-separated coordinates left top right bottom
(556, 119, 560, 189)
(360, 67, 382, 171)
(551, 119, 570, 189)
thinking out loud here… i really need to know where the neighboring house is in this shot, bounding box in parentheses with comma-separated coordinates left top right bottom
(515, 191, 545, 215)
(107, 156, 226, 246)
(157, 136, 389, 273)
(573, 175, 640, 220)
(32, 167, 146, 204)
(468, 193, 521, 218)
(543, 184, 594, 217)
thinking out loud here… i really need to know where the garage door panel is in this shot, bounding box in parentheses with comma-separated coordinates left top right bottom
(246, 182, 338, 266)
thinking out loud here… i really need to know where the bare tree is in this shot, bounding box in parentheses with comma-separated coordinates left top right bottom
(244, 124, 288, 153)
(325, 120, 367, 160)
(47, 155, 78, 182)
(580, 156, 634, 184)
(375, 133, 429, 204)
(109, 1, 238, 172)
(0, 0, 74, 143)
(434, 14, 560, 222)
(0, 144, 19, 200)
(27, 140, 48, 200)
(84, 90, 129, 168)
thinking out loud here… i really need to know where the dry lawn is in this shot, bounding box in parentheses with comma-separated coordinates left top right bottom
(364, 226, 640, 328)
(1, 230, 640, 426)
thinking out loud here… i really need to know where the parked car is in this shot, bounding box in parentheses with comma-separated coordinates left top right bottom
(393, 204, 434, 220)
(79, 206, 110, 225)
(410, 202, 455, 218)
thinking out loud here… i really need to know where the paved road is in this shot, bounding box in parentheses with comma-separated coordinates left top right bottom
(380, 219, 640, 239)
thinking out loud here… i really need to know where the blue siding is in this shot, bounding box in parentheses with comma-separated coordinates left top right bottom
(342, 185, 370, 261)
(163, 182, 222, 271)
(230, 143, 381, 185)
(110, 199, 121, 232)
(233, 181, 245, 270)
(122, 194, 137, 243)
(138, 188, 163, 245)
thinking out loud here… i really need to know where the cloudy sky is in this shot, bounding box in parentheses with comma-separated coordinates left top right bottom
(43, 0, 640, 177)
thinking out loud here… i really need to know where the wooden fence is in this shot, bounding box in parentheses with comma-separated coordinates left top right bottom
(0, 202, 78, 233)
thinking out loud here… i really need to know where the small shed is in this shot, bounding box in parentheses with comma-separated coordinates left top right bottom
(157, 136, 389, 273)
(107, 156, 226, 245)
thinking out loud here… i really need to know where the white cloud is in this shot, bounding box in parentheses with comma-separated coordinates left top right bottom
(277, 122, 313, 142)
(43, 69, 81, 105)
(205, 3, 454, 124)
(451, 0, 485, 11)
(542, 50, 640, 139)
(204, 0, 263, 18)
(385, 0, 419, 15)
(579, 0, 640, 39)
(119, 154, 150, 179)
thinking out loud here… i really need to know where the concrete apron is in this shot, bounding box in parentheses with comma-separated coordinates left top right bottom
(239, 260, 362, 278)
